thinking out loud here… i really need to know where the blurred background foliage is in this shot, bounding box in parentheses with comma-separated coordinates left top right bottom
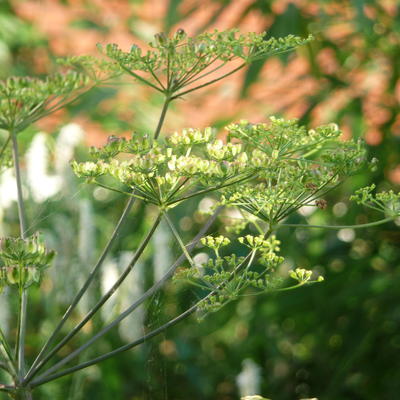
(0, 0, 399, 399)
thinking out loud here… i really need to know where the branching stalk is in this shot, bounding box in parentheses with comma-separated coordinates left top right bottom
(280, 217, 396, 230)
(24, 211, 161, 384)
(30, 208, 222, 387)
(25, 196, 136, 381)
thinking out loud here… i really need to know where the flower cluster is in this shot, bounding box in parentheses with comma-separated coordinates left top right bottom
(174, 232, 324, 315)
(219, 117, 366, 225)
(0, 234, 55, 292)
(96, 30, 312, 95)
(73, 116, 366, 221)
(0, 72, 90, 133)
(72, 128, 251, 207)
(289, 268, 324, 284)
(174, 234, 282, 313)
(350, 184, 400, 217)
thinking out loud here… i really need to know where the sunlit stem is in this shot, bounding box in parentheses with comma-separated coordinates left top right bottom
(10, 131, 28, 380)
(154, 96, 171, 140)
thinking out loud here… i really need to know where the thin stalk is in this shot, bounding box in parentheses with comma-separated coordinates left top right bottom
(163, 212, 195, 267)
(32, 238, 257, 389)
(31, 302, 199, 388)
(0, 328, 16, 377)
(171, 63, 246, 100)
(0, 135, 10, 161)
(24, 213, 162, 384)
(154, 96, 171, 140)
(120, 65, 164, 93)
(167, 173, 254, 206)
(10, 131, 28, 380)
(30, 208, 222, 387)
(25, 196, 136, 381)
(28, 62, 175, 379)
(279, 216, 395, 230)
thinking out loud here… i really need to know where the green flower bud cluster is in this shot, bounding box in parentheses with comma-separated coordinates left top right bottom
(72, 127, 252, 207)
(226, 117, 342, 158)
(71, 161, 108, 181)
(0, 234, 55, 292)
(217, 117, 366, 225)
(167, 128, 213, 146)
(0, 72, 90, 133)
(289, 268, 324, 284)
(238, 234, 272, 249)
(206, 140, 243, 161)
(175, 234, 287, 314)
(95, 30, 312, 94)
(201, 235, 230, 257)
(74, 115, 367, 222)
(350, 184, 400, 217)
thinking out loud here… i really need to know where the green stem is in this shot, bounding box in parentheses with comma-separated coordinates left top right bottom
(11, 386, 33, 399)
(154, 96, 171, 140)
(279, 216, 395, 230)
(30, 208, 222, 387)
(41, 248, 258, 388)
(10, 132, 28, 380)
(24, 196, 136, 382)
(167, 173, 254, 206)
(25, 212, 162, 384)
(120, 65, 164, 93)
(0, 328, 16, 378)
(171, 63, 246, 100)
(0, 135, 10, 162)
(163, 212, 195, 267)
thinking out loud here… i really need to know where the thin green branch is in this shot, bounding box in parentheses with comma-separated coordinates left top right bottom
(25, 196, 136, 382)
(31, 235, 256, 389)
(154, 96, 171, 140)
(279, 217, 395, 230)
(10, 131, 28, 380)
(163, 212, 195, 267)
(171, 63, 246, 100)
(30, 207, 222, 387)
(167, 173, 255, 207)
(0, 135, 10, 162)
(24, 212, 162, 384)
(120, 65, 164, 93)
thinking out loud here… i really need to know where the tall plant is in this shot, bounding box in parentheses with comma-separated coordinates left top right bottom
(0, 30, 398, 399)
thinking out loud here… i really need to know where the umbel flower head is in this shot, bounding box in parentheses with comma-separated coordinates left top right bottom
(72, 29, 314, 96)
(0, 71, 90, 133)
(72, 117, 366, 220)
(0, 233, 55, 292)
